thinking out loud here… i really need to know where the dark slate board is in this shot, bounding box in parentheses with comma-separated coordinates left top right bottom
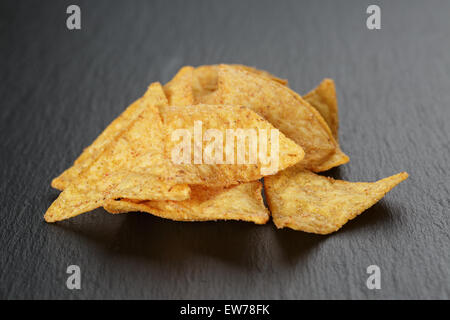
(1, 0, 449, 299)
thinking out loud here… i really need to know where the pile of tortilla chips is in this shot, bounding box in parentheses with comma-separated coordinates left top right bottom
(46, 64, 408, 234)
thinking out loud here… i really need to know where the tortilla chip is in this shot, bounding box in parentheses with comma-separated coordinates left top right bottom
(45, 83, 191, 222)
(233, 64, 288, 86)
(304, 79, 339, 140)
(50, 68, 199, 192)
(192, 64, 287, 103)
(45, 173, 190, 223)
(160, 104, 304, 186)
(163, 66, 194, 106)
(200, 65, 348, 172)
(51, 94, 156, 191)
(313, 147, 349, 172)
(104, 181, 269, 224)
(264, 168, 408, 234)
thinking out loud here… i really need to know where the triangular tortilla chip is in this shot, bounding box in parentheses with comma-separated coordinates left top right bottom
(159, 104, 304, 186)
(104, 181, 269, 224)
(304, 78, 339, 140)
(50, 67, 201, 192)
(264, 168, 408, 234)
(45, 83, 191, 222)
(194, 68, 348, 170)
(200, 65, 348, 171)
(51, 92, 158, 191)
(163, 66, 194, 106)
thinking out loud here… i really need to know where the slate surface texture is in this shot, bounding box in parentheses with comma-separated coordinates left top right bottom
(0, 0, 449, 299)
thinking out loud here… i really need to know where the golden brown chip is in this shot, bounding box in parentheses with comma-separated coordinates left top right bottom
(312, 147, 349, 172)
(233, 64, 288, 86)
(192, 64, 288, 103)
(50, 69, 199, 192)
(304, 79, 339, 140)
(200, 64, 348, 172)
(163, 66, 195, 106)
(193, 67, 346, 170)
(45, 173, 190, 223)
(104, 181, 270, 224)
(160, 104, 304, 186)
(45, 83, 191, 223)
(303, 79, 348, 170)
(51, 93, 157, 191)
(264, 168, 408, 234)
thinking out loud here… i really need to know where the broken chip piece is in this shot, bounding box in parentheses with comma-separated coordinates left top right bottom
(264, 168, 408, 234)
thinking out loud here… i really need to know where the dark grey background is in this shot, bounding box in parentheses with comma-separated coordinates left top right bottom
(1, 0, 449, 299)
